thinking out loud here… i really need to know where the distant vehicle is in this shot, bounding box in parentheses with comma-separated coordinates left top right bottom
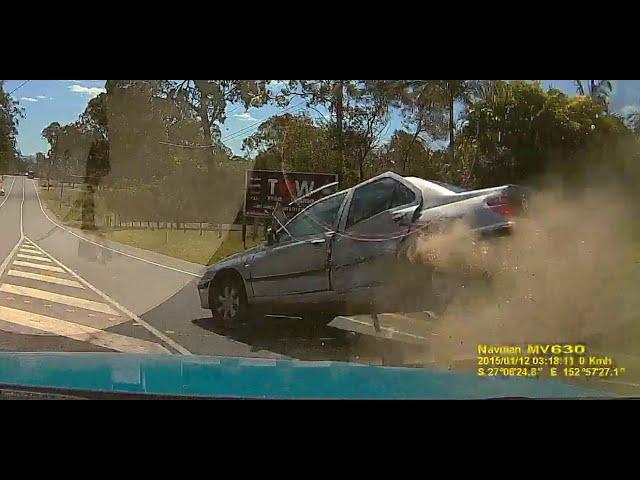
(27, 171, 34, 179)
(198, 171, 527, 323)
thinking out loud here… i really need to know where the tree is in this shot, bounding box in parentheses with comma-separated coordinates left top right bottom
(0, 81, 24, 172)
(346, 81, 392, 182)
(41, 122, 62, 183)
(403, 81, 471, 164)
(277, 80, 395, 183)
(370, 130, 435, 178)
(383, 80, 448, 172)
(574, 80, 613, 111)
(169, 80, 270, 152)
(457, 80, 631, 187)
(243, 113, 338, 174)
(278, 80, 364, 180)
(35, 152, 45, 176)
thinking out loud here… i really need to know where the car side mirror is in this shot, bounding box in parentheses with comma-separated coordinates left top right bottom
(266, 227, 277, 246)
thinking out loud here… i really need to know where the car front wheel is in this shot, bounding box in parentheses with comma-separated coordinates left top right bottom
(210, 274, 249, 324)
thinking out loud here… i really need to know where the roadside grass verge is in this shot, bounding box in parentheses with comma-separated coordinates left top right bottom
(101, 229, 231, 265)
(204, 230, 264, 265)
(38, 183, 263, 266)
(100, 229, 263, 266)
(38, 185, 109, 227)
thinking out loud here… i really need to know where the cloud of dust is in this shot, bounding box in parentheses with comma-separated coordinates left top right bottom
(406, 182, 640, 362)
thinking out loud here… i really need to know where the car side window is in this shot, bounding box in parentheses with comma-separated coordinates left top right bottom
(279, 193, 346, 240)
(346, 177, 403, 228)
(391, 182, 416, 207)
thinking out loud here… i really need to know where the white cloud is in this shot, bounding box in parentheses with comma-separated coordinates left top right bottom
(268, 80, 290, 94)
(234, 112, 259, 122)
(21, 97, 38, 102)
(68, 84, 106, 98)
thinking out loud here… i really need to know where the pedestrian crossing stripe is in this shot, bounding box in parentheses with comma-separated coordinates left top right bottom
(19, 247, 45, 255)
(16, 253, 53, 262)
(0, 305, 169, 354)
(12, 260, 65, 273)
(0, 236, 183, 355)
(0, 284, 120, 316)
(6, 270, 84, 288)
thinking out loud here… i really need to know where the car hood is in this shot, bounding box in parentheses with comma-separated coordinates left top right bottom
(203, 244, 264, 275)
(0, 352, 614, 399)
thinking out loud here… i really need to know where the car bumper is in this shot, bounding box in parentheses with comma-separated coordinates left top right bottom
(198, 283, 210, 310)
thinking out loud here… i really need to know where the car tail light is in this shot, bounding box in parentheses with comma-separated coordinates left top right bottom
(486, 194, 515, 217)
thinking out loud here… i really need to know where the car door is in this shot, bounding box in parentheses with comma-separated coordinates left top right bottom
(248, 192, 347, 298)
(330, 174, 421, 297)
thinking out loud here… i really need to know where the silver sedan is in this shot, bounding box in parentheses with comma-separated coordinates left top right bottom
(198, 171, 525, 323)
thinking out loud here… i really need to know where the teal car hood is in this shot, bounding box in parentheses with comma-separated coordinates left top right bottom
(0, 352, 613, 399)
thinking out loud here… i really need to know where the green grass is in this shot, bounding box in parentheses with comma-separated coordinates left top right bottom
(101, 229, 227, 265)
(39, 185, 110, 226)
(99, 228, 264, 266)
(205, 230, 264, 265)
(38, 184, 265, 266)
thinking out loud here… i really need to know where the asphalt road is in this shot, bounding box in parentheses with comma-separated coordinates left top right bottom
(0, 175, 438, 366)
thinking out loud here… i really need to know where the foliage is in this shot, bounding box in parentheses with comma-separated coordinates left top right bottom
(458, 80, 631, 187)
(39, 79, 638, 233)
(0, 81, 24, 172)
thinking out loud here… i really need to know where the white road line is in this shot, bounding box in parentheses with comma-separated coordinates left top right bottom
(19, 246, 44, 254)
(0, 284, 120, 316)
(0, 178, 21, 280)
(25, 236, 192, 355)
(7, 270, 84, 288)
(331, 315, 432, 341)
(17, 253, 53, 262)
(32, 180, 201, 278)
(0, 239, 23, 279)
(0, 305, 169, 354)
(20, 177, 24, 236)
(13, 260, 65, 273)
(0, 177, 16, 210)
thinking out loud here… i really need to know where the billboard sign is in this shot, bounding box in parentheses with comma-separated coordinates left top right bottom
(244, 169, 339, 219)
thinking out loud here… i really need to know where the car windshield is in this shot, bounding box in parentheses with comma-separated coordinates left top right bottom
(0, 79, 638, 400)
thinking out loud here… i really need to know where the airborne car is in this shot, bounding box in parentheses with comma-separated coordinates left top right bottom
(198, 171, 526, 323)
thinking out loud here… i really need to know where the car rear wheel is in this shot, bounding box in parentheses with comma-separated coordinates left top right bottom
(210, 274, 248, 324)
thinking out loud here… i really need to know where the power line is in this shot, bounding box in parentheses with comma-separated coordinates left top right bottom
(160, 81, 323, 149)
(9, 80, 30, 96)
(220, 101, 307, 143)
(160, 100, 308, 149)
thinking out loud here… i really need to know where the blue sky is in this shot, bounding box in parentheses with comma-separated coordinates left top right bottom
(5, 80, 640, 157)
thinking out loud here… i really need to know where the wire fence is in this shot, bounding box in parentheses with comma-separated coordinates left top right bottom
(37, 177, 265, 237)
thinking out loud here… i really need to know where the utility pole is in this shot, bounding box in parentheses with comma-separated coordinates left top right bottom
(335, 80, 345, 180)
(448, 81, 455, 165)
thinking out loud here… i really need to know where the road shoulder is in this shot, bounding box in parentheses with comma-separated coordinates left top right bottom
(34, 183, 205, 278)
